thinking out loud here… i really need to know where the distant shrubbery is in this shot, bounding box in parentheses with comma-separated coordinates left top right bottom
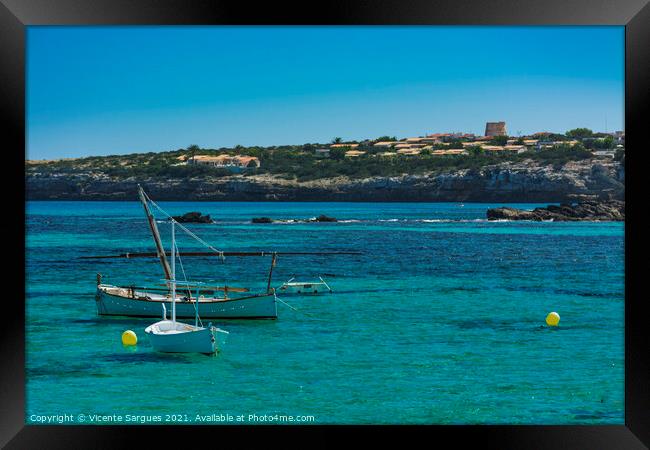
(529, 144, 593, 165)
(566, 128, 594, 139)
(489, 135, 508, 146)
(104, 164, 232, 178)
(277, 151, 528, 181)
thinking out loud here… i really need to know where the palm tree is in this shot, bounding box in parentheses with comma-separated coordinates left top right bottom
(187, 144, 200, 163)
(331, 137, 343, 144)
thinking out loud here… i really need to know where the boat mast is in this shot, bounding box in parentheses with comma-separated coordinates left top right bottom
(195, 286, 200, 328)
(171, 219, 176, 325)
(137, 185, 172, 280)
(266, 252, 277, 293)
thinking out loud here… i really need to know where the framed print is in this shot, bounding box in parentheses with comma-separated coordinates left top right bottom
(2, 0, 648, 447)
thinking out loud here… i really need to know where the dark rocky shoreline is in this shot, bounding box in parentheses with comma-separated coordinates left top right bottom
(487, 200, 625, 221)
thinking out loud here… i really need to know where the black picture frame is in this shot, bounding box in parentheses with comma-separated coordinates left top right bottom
(3, 0, 647, 447)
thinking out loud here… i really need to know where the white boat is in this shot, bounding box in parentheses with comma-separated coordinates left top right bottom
(145, 320, 228, 354)
(145, 220, 228, 354)
(278, 276, 332, 294)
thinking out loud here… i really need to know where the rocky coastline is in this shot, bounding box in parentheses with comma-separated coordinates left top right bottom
(487, 200, 625, 221)
(26, 159, 624, 203)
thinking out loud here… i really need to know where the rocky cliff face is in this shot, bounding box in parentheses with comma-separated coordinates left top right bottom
(26, 158, 624, 202)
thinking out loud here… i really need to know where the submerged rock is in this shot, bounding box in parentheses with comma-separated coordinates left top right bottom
(487, 200, 624, 221)
(252, 217, 274, 223)
(171, 212, 214, 223)
(310, 215, 337, 222)
(252, 215, 338, 223)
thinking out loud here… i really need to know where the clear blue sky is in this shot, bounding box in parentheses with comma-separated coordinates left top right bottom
(27, 26, 624, 160)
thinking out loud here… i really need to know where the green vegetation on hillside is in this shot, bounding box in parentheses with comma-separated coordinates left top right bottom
(26, 131, 618, 182)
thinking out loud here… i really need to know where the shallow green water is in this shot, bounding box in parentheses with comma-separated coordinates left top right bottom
(26, 201, 624, 424)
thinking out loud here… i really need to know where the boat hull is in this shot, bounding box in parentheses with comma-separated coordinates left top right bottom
(145, 321, 228, 354)
(96, 286, 277, 319)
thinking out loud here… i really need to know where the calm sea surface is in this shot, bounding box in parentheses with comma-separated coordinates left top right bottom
(26, 201, 624, 424)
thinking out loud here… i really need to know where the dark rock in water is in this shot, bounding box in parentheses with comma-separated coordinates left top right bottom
(311, 215, 337, 222)
(252, 215, 337, 223)
(487, 200, 624, 221)
(252, 217, 274, 224)
(171, 212, 214, 223)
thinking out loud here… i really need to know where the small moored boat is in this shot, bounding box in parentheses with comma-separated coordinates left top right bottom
(145, 320, 228, 354)
(278, 276, 332, 294)
(144, 220, 228, 354)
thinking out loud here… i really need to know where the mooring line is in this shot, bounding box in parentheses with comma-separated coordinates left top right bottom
(275, 295, 314, 317)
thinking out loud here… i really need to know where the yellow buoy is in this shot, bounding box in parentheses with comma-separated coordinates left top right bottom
(122, 330, 137, 346)
(546, 312, 560, 327)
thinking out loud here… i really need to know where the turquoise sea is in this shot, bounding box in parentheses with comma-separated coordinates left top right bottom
(25, 201, 624, 425)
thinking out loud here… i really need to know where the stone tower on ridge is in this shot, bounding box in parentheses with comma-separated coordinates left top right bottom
(485, 121, 507, 137)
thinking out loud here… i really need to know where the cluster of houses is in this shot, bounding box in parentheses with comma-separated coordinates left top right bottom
(182, 154, 261, 172)
(318, 122, 624, 159)
(174, 122, 625, 171)
(320, 134, 547, 159)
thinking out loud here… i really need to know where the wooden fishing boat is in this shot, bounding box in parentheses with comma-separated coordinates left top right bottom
(85, 185, 357, 319)
(95, 284, 277, 319)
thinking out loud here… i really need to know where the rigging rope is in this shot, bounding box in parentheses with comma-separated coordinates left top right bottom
(143, 191, 225, 261)
(175, 241, 189, 285)
(174, 240, 204, 327)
